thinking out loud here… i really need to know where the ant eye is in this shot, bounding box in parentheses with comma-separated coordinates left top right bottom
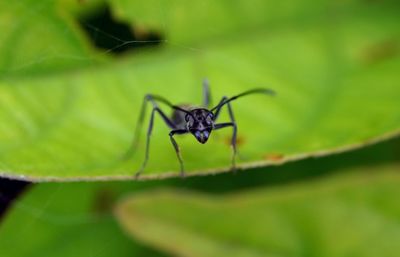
(185, 115, 192, 122)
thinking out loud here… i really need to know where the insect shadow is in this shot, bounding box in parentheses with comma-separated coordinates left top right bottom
(125, 79, 275, 178)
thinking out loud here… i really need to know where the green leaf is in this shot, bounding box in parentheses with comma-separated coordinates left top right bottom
(0, 182, 168, 257)
(0, 1, 94, 76)
(115, 164, 400, 257)
(1, 1, 399, 180)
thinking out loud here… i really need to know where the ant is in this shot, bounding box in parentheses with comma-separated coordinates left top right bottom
(126, 79, 275, 178)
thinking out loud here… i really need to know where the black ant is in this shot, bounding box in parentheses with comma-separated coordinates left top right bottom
(126, 79, 275, 178)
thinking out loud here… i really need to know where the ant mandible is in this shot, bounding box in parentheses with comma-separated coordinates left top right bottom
(126, 79, 275, 178)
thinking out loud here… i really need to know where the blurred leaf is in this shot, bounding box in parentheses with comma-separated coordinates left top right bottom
(0, 1, 94, 76)
(115, 164, 400, 257)
(0, 1, 400, 181)
(0, 182, 168, 257)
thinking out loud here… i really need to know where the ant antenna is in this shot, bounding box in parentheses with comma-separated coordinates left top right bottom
(150, 95, 193, 116)
(210, 88, 275, 112)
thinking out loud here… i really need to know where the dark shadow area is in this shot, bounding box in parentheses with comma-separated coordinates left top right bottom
(0, 179, 30, 219)
(77, 4, 163, 55)
(168, 136, 400, 193)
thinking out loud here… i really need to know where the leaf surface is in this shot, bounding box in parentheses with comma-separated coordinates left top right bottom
(0, 1, 399, 180)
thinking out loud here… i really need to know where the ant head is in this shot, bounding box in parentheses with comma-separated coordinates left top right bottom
(185, 109, 214, 144)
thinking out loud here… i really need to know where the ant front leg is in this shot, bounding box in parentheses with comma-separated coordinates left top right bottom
(213, 96, 238, 171)
(126, 95, 176, 179)
(169, 129, 189, 177)
(214, 122, 237, 171)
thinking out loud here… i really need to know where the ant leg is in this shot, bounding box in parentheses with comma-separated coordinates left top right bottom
(213, 96, 237, 170)
(214, 121, 237, 171)
(127, 95, 176, 179)
(169, 129, 189, 177)
(125, 95, 176, 160)
(202, 79, 212, 108)
(213, 96, 228, 121)
(135, 106, 176, 178)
